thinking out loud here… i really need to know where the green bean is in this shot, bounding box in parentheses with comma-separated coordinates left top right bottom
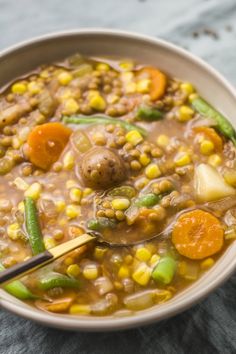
(38, 272, 80, 290)
(63, 115, 147, 136)
(151, 256, 176, 284)
(108, 186, 136, 198)
(24, 197, 45, 256)
(192, 97, 236, 145)
(136, 105, 164, 121)
(0, 263, 36, 300)
(135, 193, 162, 207)
(87, 217, 116, 231)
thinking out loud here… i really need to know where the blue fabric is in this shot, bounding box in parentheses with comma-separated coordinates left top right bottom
(0, 0, 236, 352)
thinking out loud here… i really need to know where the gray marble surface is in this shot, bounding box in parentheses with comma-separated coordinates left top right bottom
(0, 0, 236, 353)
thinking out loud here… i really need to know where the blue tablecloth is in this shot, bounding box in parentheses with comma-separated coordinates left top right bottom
(0, 0, 236, 352)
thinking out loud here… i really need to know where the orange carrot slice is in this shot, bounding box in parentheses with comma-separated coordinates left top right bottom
(193, 126, 223, 152)
(139, 67, 167, 101)
(27, 122, 72, 170)
(172, 209, 224, 260)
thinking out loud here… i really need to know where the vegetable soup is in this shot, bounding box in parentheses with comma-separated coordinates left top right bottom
(0, 54, 235, 316)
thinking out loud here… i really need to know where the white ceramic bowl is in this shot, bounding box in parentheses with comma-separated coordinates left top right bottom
(0, 29, 236, 331)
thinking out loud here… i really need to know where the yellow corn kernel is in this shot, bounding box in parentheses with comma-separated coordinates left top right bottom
(124, 255, 133, 265)
(139, 153, 151, 166)
(208, 154, 222, 167)
(200, 140, 215, 155)
(178, 106, 194, 122)
(66, 180, 77, 189)
(55, 200, 66, 212)
(156, 134, 170, 147)
(63, 98, 79, 114)
(119, 61, 134, 71)
(94, 246, 108, 260)
(63, 151, 75, 170)
(145, 163, 161, 179)
(125, 82, 137, 94)
(66, 204, 81, 219)
(83, 264, 98, 280)
(121, 71, 134, 82)
(118, 265, 130, 278)
(174, 152, 191, 167)
(69, 188, 82, 203)
(188, 93, 199, 103)
(180, 82, 194, 95)
(107, 94, 120, 104)
(40, 70, 49, 78)
(7, 223, 21, 240)
(12, 136, 22, 149)
(136, 79, 151, 94)
(96, 63, 110, 71)
(177, 261, 187, 276)
(27, 81, 42, 95)
(125, 130, 143, 146)
(114, 281, 123, 290)
(44, 237, 56, 250)
(111, 198, 130, 210)
(69, 304, 91, 315)
(200, 258, 215, 270)
(11, 82, 27, 94)
(89, 94, 106, 111)
(83, 188, 93, 197)
(132, 263, 151, 286)
(64, 257, 74, 266)
(24, 182, 42, 200)
(17, 201, 25, 213)
(149, 254, 160, 267)
(13, 177, 29, 191)
(58, 71, 73, 85)
(135, 247, 151, 262)
(58, 217, 67, 227)
(134, 177, 149, 190)
(67, 264, 80, 277)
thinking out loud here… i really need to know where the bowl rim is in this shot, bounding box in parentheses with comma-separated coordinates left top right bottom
(0, 28, 236, 331)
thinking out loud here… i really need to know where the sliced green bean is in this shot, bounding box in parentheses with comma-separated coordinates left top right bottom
(135, 193, 162, 207)
(151, 256, 176, 284)
(192, 97, 236, 145)
(38, 272, 80, 290)
(87, 217, 116, 231)
(63, 115, 147, 136)
(136, 105, 164, 121)
(24, 197, 45, 256)
(0, 263, 36, 300)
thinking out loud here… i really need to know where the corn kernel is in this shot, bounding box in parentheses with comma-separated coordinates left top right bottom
(55, 200, 66, 212)
(66, 180, 77, 189)
(89, 94, 106, 111)
(145, 163, 161, 179)
(132, 263, 151, 286)
(177, 261, 187, 276)
(200, 140, 215, 155)
(69, 188, 82, 203)
(174, 152, 191, 167)
(40, 70, 49, 78)
(94, 246, 108, 260)
(11, 82, 27, 94)
(119, 60, 134, 71)
(67, 264, 80, 277)
(178, 106, 194, 122)
(66, 204, 81, 219)
(7, 223, 21, 240)
(12, 136, 22, 149)
(58, 217, 67, 227)
(180, 82, 194, 95)
(136, 79, 151, 94)
(63, 151, 75, 170)
(64, 257, 74, 266)
(118, 265, 130, 278)
(125, 130, 143, 146)
(121, 72, 134, 82)
(124, 255, 133, 265)
(63, 98, 79, 114)
(58, 71, 73, 85)
(200, 258, 215, 270)
(17, 201, 25, 213)
(44, 237, 56, 250)
(135, 247, 151, 262)
(125, 82, 137, 94)
(27, 81, 42, 95)
(69, 304, 91, 315)
(107, 94, 119, 104)
(96, 63, 110, 71)
(83, 188, 93, 197)
(83, 264, 98, 280)
(13, 177, 29, 191)
(208, 154, 222, 167)
(111, 198, 130, 210)
(149, 254, 160, 267)
(24, 182, 42, 200)
(188, 93, 199, 103)
(139, 153, 151, 166)
(156, 134, 170, 147)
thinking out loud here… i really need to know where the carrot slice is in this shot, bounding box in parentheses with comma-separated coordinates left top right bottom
(193, 126, 223, 152)
(172, 209, 224, 260)
(139, 67, 167, 101)
(27, 122, 72, 170)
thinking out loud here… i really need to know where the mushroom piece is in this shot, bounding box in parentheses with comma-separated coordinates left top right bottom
(80, 147, 126, 189)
